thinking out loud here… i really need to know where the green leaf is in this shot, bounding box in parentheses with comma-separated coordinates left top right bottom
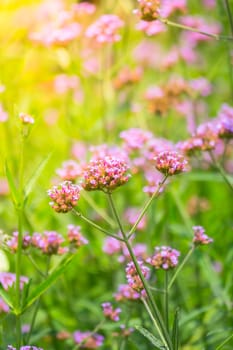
(216, 333, 233, 350)
(4, 160, 20, 206)
(22, 254, 75, 312)
(24, 152, 52, 199)
(0, 286, 13, 309)
(172, 308, 179, 350)
(135, 326, 167, 350)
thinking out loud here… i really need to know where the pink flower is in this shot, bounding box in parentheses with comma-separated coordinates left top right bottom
(102, 302, 121, 321)
(154, 151, 188, 176)
(103, 237, 121, 255)
(126, 260, 150, 292)
(192, 226, 213, 245)
(72, 2, 96, 16)
(124, 208, 147, 231)
(147, 246, 180, 270)
(134, 0, 161, 21)
(19, 112, 34, 124)
(6, 231, 31, 253)
(160, 0, 187, 17)
(48, 181, 81, 213)
(189, 78, 212, 97)
(82, 156, 130, 192)
(73, 331, 104, 348)
(120, 128, 153, 151)
(31, 231, 66, 255)
(0, 104, 8, 122)
(86, 15, 124, 44)
(136, 20, 166, 36)
(67, 225, 88, 248)
(114, 284, 145, 301)
(54, 74, 79, 94)
(0, 272, 28, 290)
(7, 346, 43, 350)
(56, 160, 82, 181)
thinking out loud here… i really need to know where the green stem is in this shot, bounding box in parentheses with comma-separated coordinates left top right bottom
(209, 151, 233, 192)
(127, 176, 168, 239)
(72, 209, 124, 242)
(15, 135, 25, 349)
(26, 256, 51, 343)
(168, 246, 195, 291)
(216, 333, 233, 350)
(223, 0, 233, 35)
(108, 193, 172, 350)
(159, 16, 233, 41)
(141, 297, 169, 348)
(164, 271, 169, 330)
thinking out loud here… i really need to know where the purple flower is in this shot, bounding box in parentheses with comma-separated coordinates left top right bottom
(82, 156, 130, 193)
(192, 226, 213, 245)
(102, 302, 121, 321)
(147, 246, 180, 270)
(73, 331, 104, 348)
(48, 181, 80, 213)
(154, 151, 188, 176)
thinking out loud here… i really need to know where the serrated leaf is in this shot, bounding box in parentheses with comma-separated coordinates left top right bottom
(135, 326, 167, 350)
(4, 160, 20, 206)
(22, 254, 75, 312)
(172, 309, 179, 350)
(24, 152, 52, 199)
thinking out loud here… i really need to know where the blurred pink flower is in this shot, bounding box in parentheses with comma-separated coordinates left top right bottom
(86, 15, 124, 44)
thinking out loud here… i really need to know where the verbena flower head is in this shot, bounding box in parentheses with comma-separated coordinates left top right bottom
(82, 156, 130, 193)
(6, 231, 31, 252)
(192, 226, 213, 245)
(134, 0, 161, 21)
(67, 225, 89, 248)
(102, 302, 121, 321)
(31, 231, 66, 255)
(154, 151, 188, 176)
(114, 284, 145, 301)
(86, 15, 124, 44)
(147, 246, 180, 270)
(126, 260, 150, 292)
(48, 181, 80, 213)
(73, 331, 104, 348)
(19, 112, 34, 124)
(7, 347, 43, 350)
(56, 160, 82, 181)
(0, 272, 28, 290)
(217, 119, 233, 139)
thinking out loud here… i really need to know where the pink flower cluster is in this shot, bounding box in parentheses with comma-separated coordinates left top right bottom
(102, 302, 121, 321)
(6, 231, 31, 252)
(31, 231, 66, 255)
(7, 347, 43, 350)
(82, 156, 130, 192)
(73, 331, 104, 348)
(126, 260, 150, 292)
(0, 272, 28, 290)
(86, 15, 124, 44)
(192, 226, 213, 245)
(147, 246, 180, 270)
(114, 284, 145, 301)
(0, 103, 8, 122)
(67, 225, 89, 248)
(134, 0, 161, 21)
(56, 160, 82, 181)
(72, 2, 96, 16)
(154, 151, 188, 176)
(19, 112, 34, 125)
(124, 207, 147, 231)
(48, 181, 81, 213)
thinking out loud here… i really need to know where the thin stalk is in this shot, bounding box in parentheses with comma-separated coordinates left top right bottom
(26, 256, 51, 343)
(159, 16, 233, 41)
(164, 271, 169, 330)
(108, 193, 172, 350)
(141, 297, 169, 348)
(209, 150, 233, 192)
(128, 176, 168, 239)
(27, 255, 46, 278)
(15, 135, 25, 349)
(168, 246, 195, 291)
(223, 0, 233, 35)
(72, 209, 124, 242)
